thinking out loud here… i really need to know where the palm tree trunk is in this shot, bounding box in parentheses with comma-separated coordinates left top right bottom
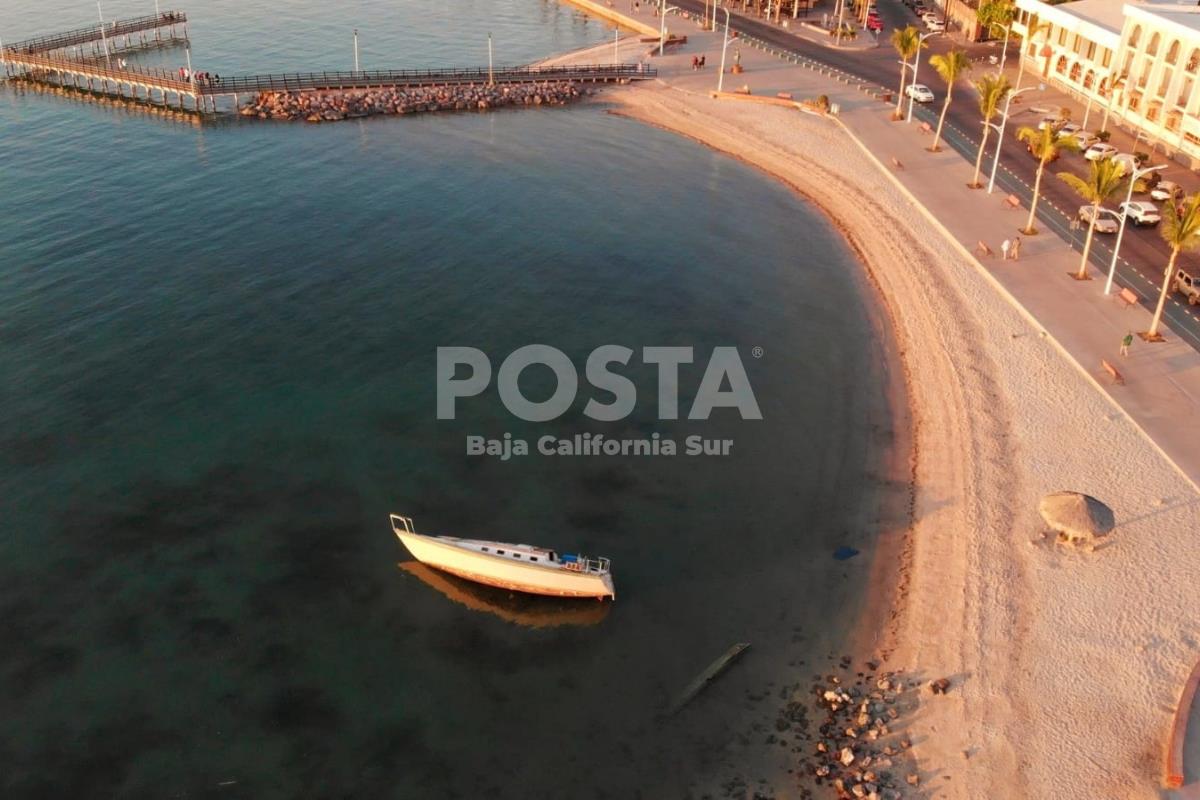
(1076, 201, 1099, 278)
(896, 66, 908, 118)
(971, 123, 991, 187)
(931, 86, 953, 151)
(1147, 249, 1179, 338)
(1024, 160, 1045, 233)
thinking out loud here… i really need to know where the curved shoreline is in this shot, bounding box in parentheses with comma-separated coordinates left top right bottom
(602, 77, 1200, 799)
(604, 97, 917, 663)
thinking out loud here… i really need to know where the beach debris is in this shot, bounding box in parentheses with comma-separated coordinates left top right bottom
(668, 642, 750, 715)
(1038, 491, 1115, 546)
(840, 746, 856, 766)
(929, 677, 952, 694)
(833, 545, 860, 561)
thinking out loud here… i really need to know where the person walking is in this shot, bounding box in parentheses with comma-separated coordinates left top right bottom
(1011, 236, 1022, 261)
(699, 54, 706, 68)
(1000, 238, 1011, 261)
(1120, 331, 1133, 357)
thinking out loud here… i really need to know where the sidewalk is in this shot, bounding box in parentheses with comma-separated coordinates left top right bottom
(571, 21, 1200, 487)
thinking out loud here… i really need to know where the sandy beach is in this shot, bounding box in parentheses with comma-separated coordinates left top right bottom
(594, 68, 1200, 798)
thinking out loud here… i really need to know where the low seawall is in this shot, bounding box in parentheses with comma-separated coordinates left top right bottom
(239, 81, 593, 122)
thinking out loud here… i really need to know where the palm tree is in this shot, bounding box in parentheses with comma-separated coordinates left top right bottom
(970, 74, 1011, 188)
(1144, 193, 1200, 340)
(1057, 158, 1127, 279)
(977, 0, 1015, 74)
(1015, 125, 1079, 234)
(891, 26, 924, 119)
(928, 49, 971, 152)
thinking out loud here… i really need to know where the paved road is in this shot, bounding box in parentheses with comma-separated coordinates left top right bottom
(669, 0, 1200, 344)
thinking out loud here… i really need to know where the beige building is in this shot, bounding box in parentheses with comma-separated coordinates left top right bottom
(1012, 0, 1200, 167)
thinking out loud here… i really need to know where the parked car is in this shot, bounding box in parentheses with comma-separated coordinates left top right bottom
(1151, 180, 1182, 202)
(1071, 131, 1100, 149)
(1084, 142, 1119, 161)
(867, 18, 883, 32)
(1119, 201, 1161, 226)
(1112, 153, 1140, 175)
(925, 17, 946, 31)
(1057, 122, 1082, 139)
(1038, 116, 1067, 132)
(1078, 205, 1121, 233)
(1176, 269, 1200, 305)
(906, 83, 935, 103)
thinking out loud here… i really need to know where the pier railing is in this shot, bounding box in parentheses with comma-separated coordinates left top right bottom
(2, 50, 194, 91)
(4, 11, 187, 55)
(200, 64, 656, 94)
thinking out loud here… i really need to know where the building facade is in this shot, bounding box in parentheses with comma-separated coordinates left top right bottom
(1012, 0, 1200, 167)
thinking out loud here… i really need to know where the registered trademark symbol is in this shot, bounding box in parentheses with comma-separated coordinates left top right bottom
(751, 346, 764, 359)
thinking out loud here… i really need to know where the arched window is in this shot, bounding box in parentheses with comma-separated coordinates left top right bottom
(1056, 55, 1069, 75)
(1129, 25, 1142, 49)
(1187, 49, 1200, 73)
(1147, 33, 1161, 57)
(1084, 70, 1096, 90)
(1070, 62, 1082, 83)
(1167, 41, 1180, 65)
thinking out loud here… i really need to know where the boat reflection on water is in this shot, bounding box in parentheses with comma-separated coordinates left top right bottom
(398, 562, 611, 629)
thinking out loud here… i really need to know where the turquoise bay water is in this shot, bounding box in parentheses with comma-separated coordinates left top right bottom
(0, 2, 900, 797)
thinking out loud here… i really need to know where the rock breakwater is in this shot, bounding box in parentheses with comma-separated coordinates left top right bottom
(238, 81, 593, 122)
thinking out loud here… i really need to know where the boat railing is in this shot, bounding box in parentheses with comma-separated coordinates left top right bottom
(390, 514, 415, 535)
(563, 555, 611, 575)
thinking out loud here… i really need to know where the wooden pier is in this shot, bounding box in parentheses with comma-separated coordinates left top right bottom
(5, 11, 188, 57)
(1, 11, 656, 116)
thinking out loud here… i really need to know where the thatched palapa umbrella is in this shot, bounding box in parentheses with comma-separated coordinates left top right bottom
(1039, 491, 1116, 545)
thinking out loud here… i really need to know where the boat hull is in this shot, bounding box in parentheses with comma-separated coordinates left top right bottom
(396, 531, 615, 600)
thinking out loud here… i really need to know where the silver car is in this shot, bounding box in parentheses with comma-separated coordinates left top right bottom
(1078, 206, 1121, 233)
(1151, 180, 1181, 202)
(1119, 201, 1161, 226)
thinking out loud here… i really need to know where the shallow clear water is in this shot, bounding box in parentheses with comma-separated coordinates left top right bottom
(0, 2, 897, 797)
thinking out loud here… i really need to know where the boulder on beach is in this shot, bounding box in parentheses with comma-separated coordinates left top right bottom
(1039, 491, 1115, 545)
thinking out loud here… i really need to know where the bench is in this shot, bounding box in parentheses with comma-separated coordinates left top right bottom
(974, 240, 994, 257)
(1101, 359, 1125, 385)
(1004, 194, 1021, 210)
(891, 156, 904, 170)
(919, 121, 933, 134)
(1117, 287, 1139, 308)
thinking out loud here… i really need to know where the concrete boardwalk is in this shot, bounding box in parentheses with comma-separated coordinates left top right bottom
(587, 17, 1200, 492)
(557, 0, 1200, 484)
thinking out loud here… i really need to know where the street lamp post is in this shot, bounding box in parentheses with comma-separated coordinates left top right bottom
(97, 1, 111, 67)
(717, 6, 732, 92)
(1104, 163, 1164, 295)
(488, 33, 494, 85)
(659, 2, 680, 55)
(987, 84, 1039, 194)
(1100, 73, 1124, 133)
(905, 31, 938, 123)
(353, 29, 360, 73)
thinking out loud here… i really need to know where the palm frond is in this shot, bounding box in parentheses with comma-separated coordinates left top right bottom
(1162, 193, 1200, 253)
(930, 49, 971, 84)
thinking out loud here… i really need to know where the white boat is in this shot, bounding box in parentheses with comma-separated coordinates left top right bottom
(390, 515, 615, 600)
